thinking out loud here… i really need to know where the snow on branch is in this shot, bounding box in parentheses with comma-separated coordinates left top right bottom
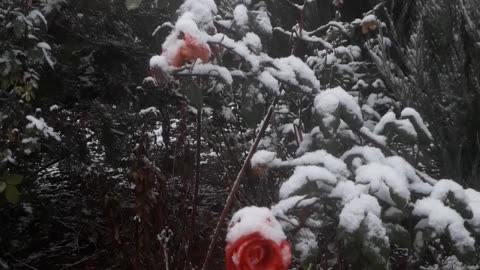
(178, 63, 233, 84)
(26, 115, 61, 141)
(274, 26, 333, 49)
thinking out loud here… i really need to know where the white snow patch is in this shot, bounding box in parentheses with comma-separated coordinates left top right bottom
(279, 165, 337, 199)
(413, 198, 475, 254)
(25, 115, 61, 141)
(233, 4, 249, 30)
(355, 163, 410, 206)
(227, 206, 287, 244)
(139, 107, 160, 116)
(251, 150, 280, 168)
(257, 71, 279, 95)
(339, 194, 381, 233)
(314, 87, 362, 125)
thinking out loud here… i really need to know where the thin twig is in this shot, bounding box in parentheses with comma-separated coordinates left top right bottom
(59, 254, 97, 270)
(185, 91, 203, 268)
(201, 97, 278, 270)
(7, 255, 39, 270)
(162, 245, 170, 270)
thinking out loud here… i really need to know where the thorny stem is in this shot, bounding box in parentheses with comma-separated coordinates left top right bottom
(200, 97, 279, 270)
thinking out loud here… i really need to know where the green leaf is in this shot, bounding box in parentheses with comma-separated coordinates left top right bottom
(182, 81, 203, 110)
(389, 186, 408, 209)
(339, 103, 363, 130)
(0, 182, 6, 193)
(392, 119, 418, 145)
(240, 85, 264, 128)
(447, 191, 474, 219)
(5, 174, 23, 185)
(358, 215, 390, 270)
(400, 114, 432, 145)
(5, 185, 20, 204)
(12, 16, 27, 39)
(385, 223, 410, 248)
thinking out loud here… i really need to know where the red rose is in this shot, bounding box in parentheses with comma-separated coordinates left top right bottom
(225, 232, 291, 270)
(170, 34, 210, 67)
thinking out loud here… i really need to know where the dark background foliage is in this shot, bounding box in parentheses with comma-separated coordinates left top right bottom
(0, 0, 479, 269)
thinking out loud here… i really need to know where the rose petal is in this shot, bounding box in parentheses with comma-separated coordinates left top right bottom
(226, 232, 291, 270)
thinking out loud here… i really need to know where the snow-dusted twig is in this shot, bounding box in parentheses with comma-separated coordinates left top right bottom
(274, 26, 333, 49)
(201, 97, 279, 270)
(459, 0, 480, 43)
(284, 0, 304, 11)
(7, 255, 39, 270)
(307, 21, 349, 38)
(152, 22, 174, 37)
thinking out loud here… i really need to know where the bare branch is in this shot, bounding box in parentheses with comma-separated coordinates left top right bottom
(201, 97, 279, 270)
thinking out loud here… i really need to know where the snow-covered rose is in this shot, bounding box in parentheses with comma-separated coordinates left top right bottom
(169, 33, 210, 67)
(226, 207, 291, 270)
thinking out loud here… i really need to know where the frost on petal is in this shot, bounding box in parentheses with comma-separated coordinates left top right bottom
(160, 4, 213, 68)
